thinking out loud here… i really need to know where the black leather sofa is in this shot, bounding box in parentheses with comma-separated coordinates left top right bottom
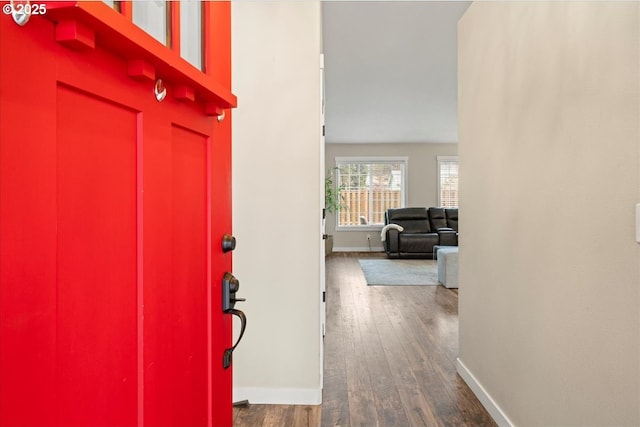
(382, 207, 458, 259)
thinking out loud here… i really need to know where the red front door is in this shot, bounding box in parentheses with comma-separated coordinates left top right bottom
(0, 4, 235, 426)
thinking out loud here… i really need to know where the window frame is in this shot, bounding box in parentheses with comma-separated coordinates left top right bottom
(334, 156, 409, 231)
(110, 1, 206, 73)
(437, 155, 459, 208)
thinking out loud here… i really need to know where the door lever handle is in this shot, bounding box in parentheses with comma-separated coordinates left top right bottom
(223, 308, 246, 369)
(222, 272, 246, 369)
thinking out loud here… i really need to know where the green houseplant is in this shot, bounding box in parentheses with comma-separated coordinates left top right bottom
(324, 167, 344, 255)
(325, 167, 342, 214)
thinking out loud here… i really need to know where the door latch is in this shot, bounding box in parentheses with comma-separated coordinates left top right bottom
(222, 272, 246, 369)
(222, 272, 244, 311)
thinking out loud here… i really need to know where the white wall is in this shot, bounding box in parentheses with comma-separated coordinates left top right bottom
(324, 142, 457, 251)
(458, 2, 640, 426)
(231, 1, 322, 404)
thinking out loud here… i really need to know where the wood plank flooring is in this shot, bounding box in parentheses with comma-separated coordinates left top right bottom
(233, 403, 321, 427)
(233, 252, 496, 427)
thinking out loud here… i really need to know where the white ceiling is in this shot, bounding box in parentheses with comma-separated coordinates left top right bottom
(322, 1, 471, 144)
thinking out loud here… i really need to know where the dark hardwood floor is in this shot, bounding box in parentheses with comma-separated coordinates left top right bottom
(233, 252, 496, 427)
(233, 403, 321, 427)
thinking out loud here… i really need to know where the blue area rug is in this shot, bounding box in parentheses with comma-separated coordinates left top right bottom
(358, 258, 439, 286)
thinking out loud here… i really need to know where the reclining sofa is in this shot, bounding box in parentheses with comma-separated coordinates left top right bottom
(382, 207, 458, 259)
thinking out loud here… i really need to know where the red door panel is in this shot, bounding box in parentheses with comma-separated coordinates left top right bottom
(170, 125, 208, 425)
(0, 17, 59, 426)
(56, 85, 138, 427)
(1, 6, 235, 426)
(142, 125, 210, 427)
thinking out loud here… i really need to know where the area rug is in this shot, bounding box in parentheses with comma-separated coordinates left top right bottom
(358, 258, 439, 286)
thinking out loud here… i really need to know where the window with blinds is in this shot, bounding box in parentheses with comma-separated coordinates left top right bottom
(438, 156, 459, 208)
(335, 157, 407, 227)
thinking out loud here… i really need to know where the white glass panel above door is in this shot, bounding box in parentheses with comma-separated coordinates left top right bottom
(180, 0, 203, 70)
(132, 1, 168, 46)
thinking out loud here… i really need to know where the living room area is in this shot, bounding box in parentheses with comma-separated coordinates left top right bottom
(320, 0, 464, 292)
(324, 142, 461, 285)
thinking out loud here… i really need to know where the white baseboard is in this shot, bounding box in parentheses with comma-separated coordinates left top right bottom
(456, 358, 514, 427)
(333, 246, 384, 252)
(233, 387, 322, 405)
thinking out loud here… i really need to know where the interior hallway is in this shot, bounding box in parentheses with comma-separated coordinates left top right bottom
(233, 252, 495, 426)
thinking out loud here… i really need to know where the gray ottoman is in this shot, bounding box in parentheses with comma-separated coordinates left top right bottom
(437, 247, 458, 288)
